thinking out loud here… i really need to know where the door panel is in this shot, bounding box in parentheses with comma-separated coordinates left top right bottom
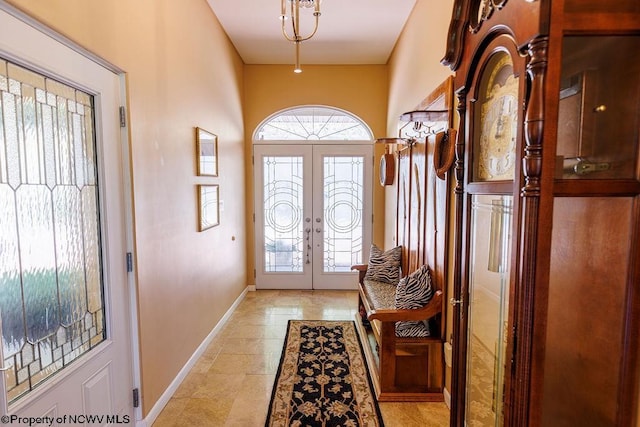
(0, 7, 133, 421)
(254, 144, 371, 290)
(254, 145, 313, 289)
(542, 197, 632, 426)
(312, 145, 372, 289)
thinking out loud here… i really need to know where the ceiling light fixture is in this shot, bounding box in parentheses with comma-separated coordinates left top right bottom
(280, 0, 321, 73)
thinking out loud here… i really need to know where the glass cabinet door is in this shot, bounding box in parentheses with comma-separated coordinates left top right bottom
(556, 36, 640, 179)
(465, 195, 513, 426)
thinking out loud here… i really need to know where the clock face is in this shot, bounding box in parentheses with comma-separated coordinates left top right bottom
(474, 52, 519, 181)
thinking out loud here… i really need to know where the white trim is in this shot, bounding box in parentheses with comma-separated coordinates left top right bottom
(444, 387, 451, 409)
(252, 139, 374, 146)
(119, 86, 143, 423)
(137, 286, 249, 427)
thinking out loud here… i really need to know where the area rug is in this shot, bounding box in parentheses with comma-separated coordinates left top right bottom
(266, 320, 384, 427)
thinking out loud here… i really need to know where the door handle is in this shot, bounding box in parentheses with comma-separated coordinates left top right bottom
(315, 228, 322, 233)
(449, 298, 463, 306)
(305, 228, 311, 264)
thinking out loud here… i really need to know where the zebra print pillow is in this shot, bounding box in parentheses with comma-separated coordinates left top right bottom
(394, 265, 434, 337)
(364, 244, 402, 284)
(394, 264, 433, 309)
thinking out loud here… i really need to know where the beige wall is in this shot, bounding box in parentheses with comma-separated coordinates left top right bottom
(386, 0, 456, 395)
(243, 64, 388, 285)
(386, 0, 455, 248)
(6, 0, 247, 415)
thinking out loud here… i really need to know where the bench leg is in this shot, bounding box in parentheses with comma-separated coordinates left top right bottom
(379, 321, 397, 392)
(358, 296, 370, 327)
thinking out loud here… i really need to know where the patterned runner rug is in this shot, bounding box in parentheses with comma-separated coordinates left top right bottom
(266, 320, 384, 427)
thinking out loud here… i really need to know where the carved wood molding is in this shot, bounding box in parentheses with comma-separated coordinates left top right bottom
(450, 88, 467, 427)
(511, 34, 549, 425)
(442, 0, 468, 70)
(454, 91, 467, 195)
(442, 0, 516, 69)
(522, 36, 548, 197)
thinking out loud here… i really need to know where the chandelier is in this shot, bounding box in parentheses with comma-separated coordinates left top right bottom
(280, 0, 321, 73)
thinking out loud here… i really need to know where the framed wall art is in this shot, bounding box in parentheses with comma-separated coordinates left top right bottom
(196, 127, 218, 176)
(198, 184, 220, 231)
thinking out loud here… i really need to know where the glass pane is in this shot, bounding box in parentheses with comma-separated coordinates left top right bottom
(17, 185, 59, 342)
(465, 195, 513, 426)
(323, 156, 364, 272)
(53, 186, 87, 325)
(0, 58, 105, 403)
(263, 156, 305, 272)
(556, 36, 640, 179)
(542, 197, 631, 426)
(256, 106, 372, 141)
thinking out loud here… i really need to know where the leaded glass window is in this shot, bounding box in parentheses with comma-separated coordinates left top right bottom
(263, 156, 305, 272)
(255, 106, 373, 141)
(0, 58, 105, 403)
(323, 156, 364, 272)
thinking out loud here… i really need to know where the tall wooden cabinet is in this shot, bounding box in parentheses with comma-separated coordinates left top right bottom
(442, 1, 640, 425)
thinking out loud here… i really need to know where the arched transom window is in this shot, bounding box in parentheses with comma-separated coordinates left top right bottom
(254, 106, 373, 141)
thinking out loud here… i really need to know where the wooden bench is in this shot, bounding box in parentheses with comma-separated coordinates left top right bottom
(350, 78, 452, 402)
(352, 264, 445, 402)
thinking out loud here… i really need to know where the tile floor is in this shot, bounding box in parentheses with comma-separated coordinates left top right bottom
(152, 290, 450, 426)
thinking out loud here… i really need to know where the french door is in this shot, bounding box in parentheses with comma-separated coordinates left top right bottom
(254, 143, 372, 289)
(0, 5, 135, 423)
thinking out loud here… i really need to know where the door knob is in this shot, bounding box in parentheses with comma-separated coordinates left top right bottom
(449, 298, 463, 306)
(315, 228, 322, 233)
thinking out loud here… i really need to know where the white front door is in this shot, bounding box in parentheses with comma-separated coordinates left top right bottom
(0, 6, 134, 424)
(254, 143, 372, 290)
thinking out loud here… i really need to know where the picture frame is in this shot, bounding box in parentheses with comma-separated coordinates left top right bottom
(198, 184, 220, 231)
(196, 127, 218, 176)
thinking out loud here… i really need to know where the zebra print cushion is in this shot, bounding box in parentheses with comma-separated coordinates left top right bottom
(394, 265, 434, 337)
(364, 245, 402, 284)
(395, 320, 430, 337)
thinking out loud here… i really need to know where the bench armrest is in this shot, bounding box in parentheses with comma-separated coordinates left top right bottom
(351, 264, 368, 284)
(366, 290, 443, 322)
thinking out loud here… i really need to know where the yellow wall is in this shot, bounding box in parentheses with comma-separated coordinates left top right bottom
(243, 64, 388, 284)
(6, 0, 247, 415)
(386, 0, 456, 395)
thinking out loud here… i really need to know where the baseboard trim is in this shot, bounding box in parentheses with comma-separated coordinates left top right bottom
(137, 286, 249, 427)
(444, 387, 451, 409)
(353, 313, 381, 398)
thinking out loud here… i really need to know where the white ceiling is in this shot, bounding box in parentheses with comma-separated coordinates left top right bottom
(206, 0, 417, 65)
